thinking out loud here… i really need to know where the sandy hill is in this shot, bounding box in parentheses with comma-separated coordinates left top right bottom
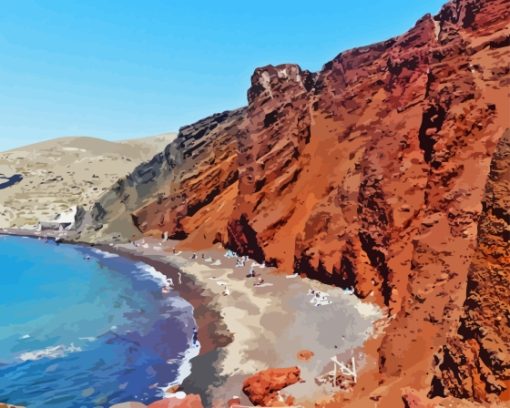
(0, 133, 176, 228)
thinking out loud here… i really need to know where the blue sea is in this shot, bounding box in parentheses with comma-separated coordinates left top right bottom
(0, 235, 198, 408)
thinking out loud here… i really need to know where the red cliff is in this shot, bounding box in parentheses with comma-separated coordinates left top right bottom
(88, 0, 510, 405)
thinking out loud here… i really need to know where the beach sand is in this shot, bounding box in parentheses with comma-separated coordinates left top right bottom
(0, 230, 385, 407)
(111, 237, 384, 407)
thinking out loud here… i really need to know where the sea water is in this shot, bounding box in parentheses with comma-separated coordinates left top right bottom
(0, 235, 198, 408)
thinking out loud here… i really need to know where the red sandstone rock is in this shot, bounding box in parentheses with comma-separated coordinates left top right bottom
(429, 130, 510, 404)
(91, 0, 510, 406)
(227, 396, 241, 407)
(402, 389, 436, 408)
(297, 349, 314, 361)
(242, 367, 301, 406)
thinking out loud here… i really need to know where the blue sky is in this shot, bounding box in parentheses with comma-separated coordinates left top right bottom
(0, 0, 446, 150)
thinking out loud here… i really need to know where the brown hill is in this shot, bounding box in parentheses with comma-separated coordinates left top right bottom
(0, 134, 175, 228)
(86, 0, 509, 405)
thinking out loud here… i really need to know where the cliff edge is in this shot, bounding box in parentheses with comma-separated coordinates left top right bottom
(84, 0, 510, 405)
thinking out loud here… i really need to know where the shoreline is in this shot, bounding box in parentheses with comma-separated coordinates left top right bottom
(94, 243, 233, 406)
(0, 229, 230, 406)
(0, 229, 385, 407)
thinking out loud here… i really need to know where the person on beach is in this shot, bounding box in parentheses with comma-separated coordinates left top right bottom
(235, 257, 245, 268)
(246, 266, 256, 278)
(192, 327, 198, 346)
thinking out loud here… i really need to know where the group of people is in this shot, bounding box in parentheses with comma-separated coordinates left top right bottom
(308, 289, 333, 307)
(235, 255, 248, 268)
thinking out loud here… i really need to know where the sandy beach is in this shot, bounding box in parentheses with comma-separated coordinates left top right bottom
(0, 229, 384, 407)
(109, 237, 384, 407)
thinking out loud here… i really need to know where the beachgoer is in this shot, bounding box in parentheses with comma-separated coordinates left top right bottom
(192, 327, 198, 346)
(246, 266, 255, 278)
(254, 277, 264, 286)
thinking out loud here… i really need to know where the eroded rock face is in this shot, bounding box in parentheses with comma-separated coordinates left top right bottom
(242, 367, 301, 406)
(85, 108, 245, 243)
(430, 130, 510, 403)
(131, 108, 245, 245)
(90, 0, 509, 405)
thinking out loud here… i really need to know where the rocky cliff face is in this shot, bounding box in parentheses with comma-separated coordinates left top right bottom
(89, 0, 509, 405)
(429, 129, 510, 403)
(82, 109, 245, 242)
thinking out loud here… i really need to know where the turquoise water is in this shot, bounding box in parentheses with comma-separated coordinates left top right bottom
(0, 235, 197, 408)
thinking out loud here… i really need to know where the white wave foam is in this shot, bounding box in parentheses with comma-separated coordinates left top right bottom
(78, 336, 96, 342)
(135, 262, 169, 288)
(159, 335, 201, 398)
(19, 343, 82, 362)
(91, 248, 119, 258)
(132, 261, 199, 395)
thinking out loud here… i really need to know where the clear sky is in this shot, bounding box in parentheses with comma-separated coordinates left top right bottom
(0, 0, 446, 151)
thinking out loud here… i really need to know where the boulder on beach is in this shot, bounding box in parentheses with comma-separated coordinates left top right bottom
(242, 366, 301, 406)
(296, 349, 314, 361)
